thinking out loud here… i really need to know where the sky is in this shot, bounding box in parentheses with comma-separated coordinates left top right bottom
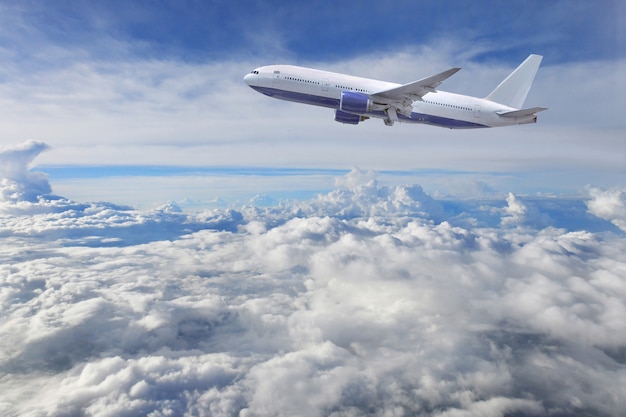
(0, 0, 624, 205)
(1, 1, 626, 416)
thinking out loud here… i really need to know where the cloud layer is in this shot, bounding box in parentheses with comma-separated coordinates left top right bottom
(1, 142, 625, 416)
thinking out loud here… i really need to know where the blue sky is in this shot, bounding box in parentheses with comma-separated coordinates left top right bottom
(3, 0, 622, 64)
(0, 0, 625, 206)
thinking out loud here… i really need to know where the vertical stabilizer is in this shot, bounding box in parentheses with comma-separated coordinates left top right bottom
(485, 54, 543, 109)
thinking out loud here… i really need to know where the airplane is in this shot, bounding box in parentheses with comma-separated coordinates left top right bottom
(244, 54, 547, 128)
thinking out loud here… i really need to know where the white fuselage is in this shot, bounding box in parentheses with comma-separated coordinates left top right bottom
(244, 65, 538, 129)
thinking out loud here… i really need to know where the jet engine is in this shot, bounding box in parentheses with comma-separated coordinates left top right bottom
(339, 91, 372, 114)
(334, 109, 363, 124)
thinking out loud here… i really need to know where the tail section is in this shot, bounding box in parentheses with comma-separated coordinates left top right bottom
(485, 54, 543, 109)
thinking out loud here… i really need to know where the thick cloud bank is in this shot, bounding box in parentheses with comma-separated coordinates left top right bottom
(1, 143, 625, 417)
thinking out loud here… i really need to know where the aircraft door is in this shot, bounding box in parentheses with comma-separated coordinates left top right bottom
(321, 78, 330, 91)
(273, 70, 280, 83)
(473, 104, 481, 118)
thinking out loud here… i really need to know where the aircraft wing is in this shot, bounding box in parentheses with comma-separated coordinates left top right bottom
(497, 107, 548, 118)
(371, 67, 461, 101)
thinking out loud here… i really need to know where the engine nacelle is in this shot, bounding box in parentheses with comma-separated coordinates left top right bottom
(335, 109, 362, 125)
(339, 91, 372, 114)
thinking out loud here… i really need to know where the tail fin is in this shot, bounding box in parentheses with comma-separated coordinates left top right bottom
(485, 54, 543, 109)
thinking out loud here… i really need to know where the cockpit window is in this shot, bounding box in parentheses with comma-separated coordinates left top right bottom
(250, 70, 259, 74)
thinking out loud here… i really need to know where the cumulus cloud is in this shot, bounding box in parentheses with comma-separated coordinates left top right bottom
(587, 187, 626, 232)
(501, 192, 527, 225)
(1, 146, 625, 416)
(500, 193, 554, 229)
(301, 168, 444, 221)
(0, 140, 51, 202)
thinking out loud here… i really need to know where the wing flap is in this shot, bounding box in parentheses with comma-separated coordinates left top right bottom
(497, 107, 548, 118)
(371, 67, 461, 101)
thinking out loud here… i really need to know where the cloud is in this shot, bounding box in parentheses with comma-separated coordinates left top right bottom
(501, 192, 527, 225)
(500, 193, 551, 228)
(300, 168, 444, 221)
(1, 148, 625, 416)
(0, 141, 244, 242)
(0, 140, 51, 203)
(587, 187, 626, 232)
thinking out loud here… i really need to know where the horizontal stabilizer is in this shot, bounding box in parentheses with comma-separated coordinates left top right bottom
(372, 67, 461, 101)
(497, 107, 548, 118)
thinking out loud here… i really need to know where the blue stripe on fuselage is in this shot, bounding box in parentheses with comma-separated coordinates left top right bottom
(406, 113, 487, 129)
(251, 86, 488, 129)
(251, 86, 340, 108)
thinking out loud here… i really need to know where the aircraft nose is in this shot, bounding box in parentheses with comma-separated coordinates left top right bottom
(243, 73, 253, 86)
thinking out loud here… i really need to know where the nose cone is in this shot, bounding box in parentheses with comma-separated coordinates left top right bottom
(243, 73, 253, 86)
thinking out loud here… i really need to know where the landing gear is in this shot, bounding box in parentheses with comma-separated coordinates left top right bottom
(384, 107, 399, 126)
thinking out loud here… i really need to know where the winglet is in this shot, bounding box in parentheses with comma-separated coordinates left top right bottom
(486, 54, 543, 109)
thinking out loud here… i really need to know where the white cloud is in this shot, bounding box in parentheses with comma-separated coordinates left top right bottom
(301, 168, 444, 220)
(500, 193, 551, 228)
(1, 144, 625, 416)
(0, 140, 51, 203)
(587, 187, 626, 232)
(501, 192, 527, 225)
